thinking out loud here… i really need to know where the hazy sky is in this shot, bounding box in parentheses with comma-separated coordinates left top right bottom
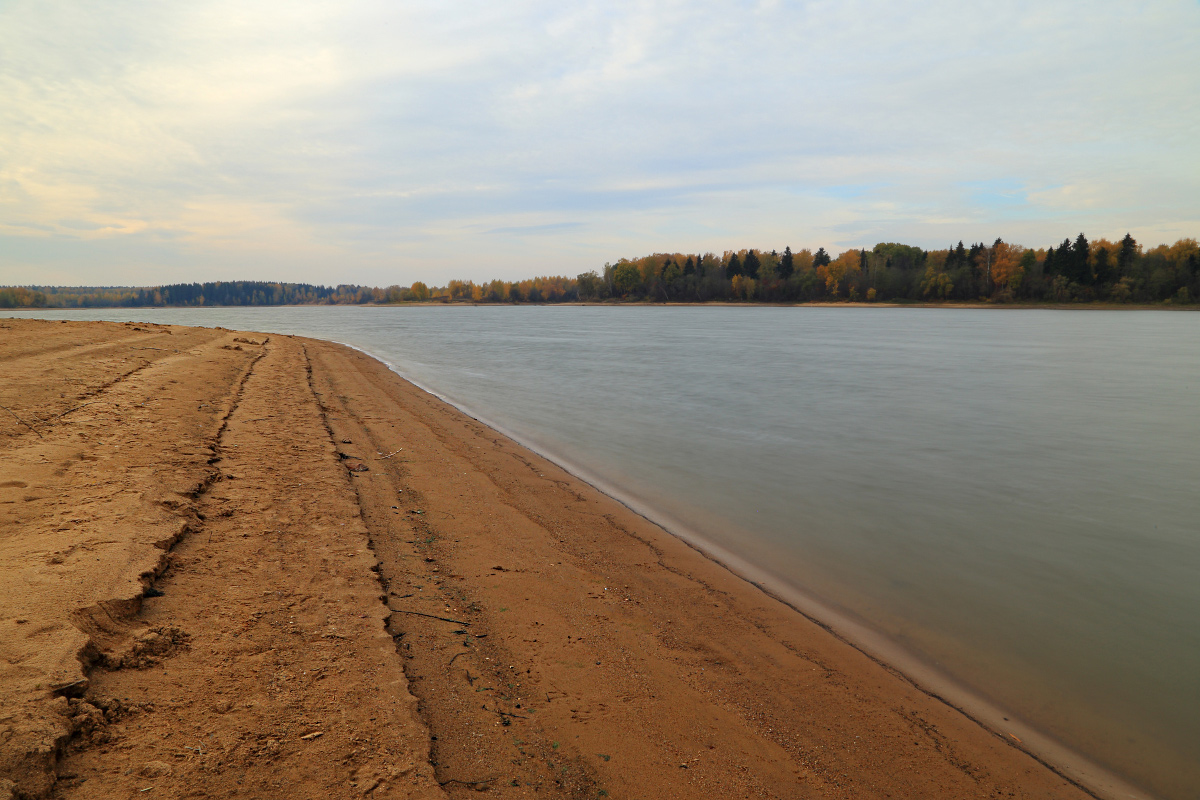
(2, 1, 1198, 287)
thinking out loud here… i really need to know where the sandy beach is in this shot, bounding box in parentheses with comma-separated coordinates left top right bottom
(2, 318, 1106, 799)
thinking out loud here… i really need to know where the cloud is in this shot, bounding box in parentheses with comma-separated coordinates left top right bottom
(486, 222, 585, 236)
(1, 0, 1197, 285)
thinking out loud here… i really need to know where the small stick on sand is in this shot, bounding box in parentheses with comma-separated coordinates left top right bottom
(378, 449, 403, 459)
(485, 707, 528, 719)
(54, 402, 96, 419)
(1, 404, 42, 437)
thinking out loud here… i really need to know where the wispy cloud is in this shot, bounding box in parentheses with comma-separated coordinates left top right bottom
(486, 222, 584, 236)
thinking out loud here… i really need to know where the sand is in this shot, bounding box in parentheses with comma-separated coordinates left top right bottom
(0, 319, 1105, 799)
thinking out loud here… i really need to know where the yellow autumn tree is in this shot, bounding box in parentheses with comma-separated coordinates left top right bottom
(731, 274, 757, 299)
(1166, 238, 1199, 267)
(990, 240, 1023, 290)
(819, 250, 858, 298)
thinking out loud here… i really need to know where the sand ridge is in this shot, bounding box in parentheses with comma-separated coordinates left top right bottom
(1, 319, 254, 796)
(1, 321, 440, 799)
(1, 319, 1106, 799)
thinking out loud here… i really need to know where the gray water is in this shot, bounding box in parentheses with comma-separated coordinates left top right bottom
(8, 306, 1199, 799)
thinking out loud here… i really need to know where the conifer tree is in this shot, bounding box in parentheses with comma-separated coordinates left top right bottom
(727, 252, 742, 277)
(1072, 233, 1091, 284)
(744, 249, 761, 279)
(1055, 238, 1072, 281)
(1118, 233, 1138, 277)
(1044, 245, 1058, 275)
(778, 246, 794, 279)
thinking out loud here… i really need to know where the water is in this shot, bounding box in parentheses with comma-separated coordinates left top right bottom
(8, 306, 1199, 799)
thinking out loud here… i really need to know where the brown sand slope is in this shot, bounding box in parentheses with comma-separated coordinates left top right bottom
(0, 321, 440, 800)
(2, 320, 1105, 799)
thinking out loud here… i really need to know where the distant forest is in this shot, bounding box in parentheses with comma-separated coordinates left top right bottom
(4, 233, 1198, 308)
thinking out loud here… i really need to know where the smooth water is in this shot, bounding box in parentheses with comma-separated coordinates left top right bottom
(9, 306, 1199, 799)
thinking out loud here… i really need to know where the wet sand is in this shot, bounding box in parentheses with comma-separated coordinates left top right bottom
(0, 319, 1115, 799)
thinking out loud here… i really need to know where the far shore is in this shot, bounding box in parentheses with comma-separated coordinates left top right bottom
(6, 299, 1198, 312)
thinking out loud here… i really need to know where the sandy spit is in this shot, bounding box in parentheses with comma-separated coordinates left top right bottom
(0, 319, 1108, 799)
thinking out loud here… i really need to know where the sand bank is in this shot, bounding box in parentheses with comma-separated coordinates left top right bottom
(0, 319, 1119, 799)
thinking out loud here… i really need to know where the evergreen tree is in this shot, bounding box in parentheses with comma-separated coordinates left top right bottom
(1118, 233, 1138, 277)
(778, 246, 794, 279)
(813, 247, 831, 268)
(684, 256, 695, 276)
(727, 252, 742, 277)
(1052, 238, 1073, 280)
(1044, 245, 1058, 276)
(968, 242, 985, 291)
(1072, 233, 1091, 284)
(744, 249, 761, 279)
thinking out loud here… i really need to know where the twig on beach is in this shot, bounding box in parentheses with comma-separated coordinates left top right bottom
(390, 609, 470, 625)
(1, 405, 42, 437)
(447, 651, 469, 668)
(484, 706, 528, 719)
(378, 449, 404, 459)
(54, 402, 96, 420)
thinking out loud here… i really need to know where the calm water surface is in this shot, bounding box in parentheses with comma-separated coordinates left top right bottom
(10, 306, 1199, 799)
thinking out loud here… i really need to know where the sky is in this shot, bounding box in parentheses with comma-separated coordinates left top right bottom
(2, 1, 1198, 287)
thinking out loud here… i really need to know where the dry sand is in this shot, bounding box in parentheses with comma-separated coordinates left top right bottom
(1, 319, 1102, 799)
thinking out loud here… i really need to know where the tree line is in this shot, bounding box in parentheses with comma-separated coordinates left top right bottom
(573, 233, 1197, 305)
(3, 234, 1197, 308)
(0, 281, 381, 309)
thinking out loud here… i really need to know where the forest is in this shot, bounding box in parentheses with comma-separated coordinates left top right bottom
(3, 233, 1197, 308)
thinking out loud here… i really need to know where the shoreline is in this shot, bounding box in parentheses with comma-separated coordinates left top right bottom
(0, 317, 1164, 799)
(5, 300, 1199, 312)
(341, 341, 1153, 800)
